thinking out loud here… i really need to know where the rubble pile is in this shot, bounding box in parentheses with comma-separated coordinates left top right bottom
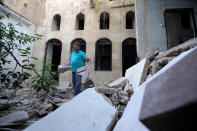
(25, 88, 117, 131)
(114, 45, 197, 131)
(0, 86, 74, 130)
(146, 38, 197, 79)
(1, 39, 197, 131)
(95, 77, 133, 118)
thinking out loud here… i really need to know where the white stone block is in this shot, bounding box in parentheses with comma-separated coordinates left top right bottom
(107, 77, 128, 88)
(125, 58, 149, 91)
(25, 88, 117, 131)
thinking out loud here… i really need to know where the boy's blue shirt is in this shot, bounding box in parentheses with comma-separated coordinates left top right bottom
(70, 50, 87, 72)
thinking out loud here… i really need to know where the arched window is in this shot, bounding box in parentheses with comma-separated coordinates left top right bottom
(126, 11, 135, 29)
(45, 39, 62, 81)
(52, 14, 61, 31)
(71, 38, 86, 53)
(100, 12, 109, 29)
(76, 13, 85, 30)
(95, 38, 112, 71)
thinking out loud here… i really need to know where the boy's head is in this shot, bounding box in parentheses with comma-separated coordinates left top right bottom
(73, 42, 80, 51)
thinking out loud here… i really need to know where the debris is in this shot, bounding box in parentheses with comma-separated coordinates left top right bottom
(24, 88, 117, 131)
(140, 47, 197, 131)
(56, 99, 70, 107)
(148, 48, 160, 61)
(59, 81, 71, 88)
(0, 122, 22, 128)
(95, 87, 116, 95)
(37, 104, 53, 116)
(48, 95, 62, 103)
(120, 99, 128, 105)
(146, 38, 197, 79)
(113, 84, 149, 131)
(125, 58, 150, 91)
(124, 83, 133, 95)
(108, 77, 128, 88)
(0, 111, 29, 123)
(119, 91, 129, 97)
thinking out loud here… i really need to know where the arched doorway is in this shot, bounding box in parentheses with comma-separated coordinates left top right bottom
(45, 39, 62, 81)
(122, 38, 137, 76)
(71, 38, 86, 53)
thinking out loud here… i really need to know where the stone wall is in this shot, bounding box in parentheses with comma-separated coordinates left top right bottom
(2, 0, 136, 85)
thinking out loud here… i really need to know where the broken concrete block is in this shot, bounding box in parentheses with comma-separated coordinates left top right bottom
(25, 88, 117, 131)
(120, 99, 128, 105)
(0, 111, 29, 123)
(119, 91, 129, 97)
(95, 87, 116, 95)
(140, 47, 197, 131)
(157, 38, 197, 58)
(125, 58, 150, 91)
(148, 48, 160, 61)
(38, 104, 53, 116)
(59, 81, 71, 88)
(124, 83, 133, 95)
(48, 95, 62, 103)
(119, 95, 129, 102)
(107, 77, 128, 88)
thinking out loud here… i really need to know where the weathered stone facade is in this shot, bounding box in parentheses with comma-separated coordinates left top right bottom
(2, 0, 136, 85)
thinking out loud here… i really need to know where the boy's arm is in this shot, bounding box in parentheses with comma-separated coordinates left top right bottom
(85, 58, 89, 62)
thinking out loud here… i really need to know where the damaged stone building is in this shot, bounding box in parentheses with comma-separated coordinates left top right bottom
(1, 0, 137, 85)
(135, 0, 197, 58)
(1, 0, 197, 131)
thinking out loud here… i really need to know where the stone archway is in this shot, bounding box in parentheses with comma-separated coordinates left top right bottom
(122, 38, 137, 76)
(45, 39, 62, 81)
(71, 38, 86, 53)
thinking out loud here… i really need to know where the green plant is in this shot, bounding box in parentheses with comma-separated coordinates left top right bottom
(32, 59, 57, 92)
(95, 1, 102, 12)
(0, 12, 42, 90)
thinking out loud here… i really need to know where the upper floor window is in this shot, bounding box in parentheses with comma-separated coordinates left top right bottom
(52, 14, 61, 31)
(100, 12, 109, 29)
(76, 13, 85, 30)
(126, 11, 135, 29)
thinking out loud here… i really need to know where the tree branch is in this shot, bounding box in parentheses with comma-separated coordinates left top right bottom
(1, 43, 41, 78)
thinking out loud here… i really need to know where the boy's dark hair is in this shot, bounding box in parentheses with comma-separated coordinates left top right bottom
(74, 41, 80, 47)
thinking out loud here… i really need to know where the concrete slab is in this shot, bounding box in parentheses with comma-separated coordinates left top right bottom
(107, 77, 128, 88)
(95, 87, 116, 95)
(140, 47, 197, 131)
(25, 88, 117, 131)
(0, 111, 29, 123)
(125, 58, 150, 91)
